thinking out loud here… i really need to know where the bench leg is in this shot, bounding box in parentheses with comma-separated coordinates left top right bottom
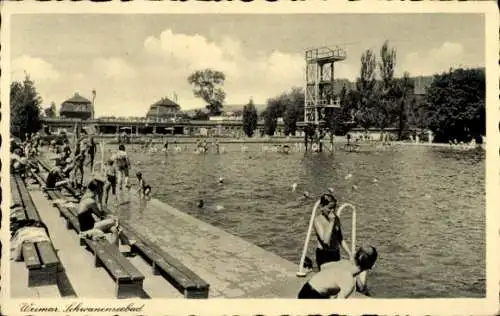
(94, 254, 103, 268)
(27, 266, 58, 287)
(116, 280, 144, 299)
(152, 262, 161, 276)
(184, 288, 210, 299)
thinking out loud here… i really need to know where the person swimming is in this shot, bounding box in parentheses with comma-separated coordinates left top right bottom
(313, 193, 352, 270)
(298, 245, 377, 299)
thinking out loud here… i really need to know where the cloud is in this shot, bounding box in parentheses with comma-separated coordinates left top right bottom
(92, 57, 136, 79)
(142, 29, 305, 105)
(400, 42, 469, 77)
(11, 55, 61, 81)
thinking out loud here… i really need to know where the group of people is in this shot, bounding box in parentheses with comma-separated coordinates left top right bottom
(48, 142, 151, 247)
(46, 138, 152, 206)
(195, 138, 220, 154)
(297, 192, 378, 299)
(45, 136, 97, 192)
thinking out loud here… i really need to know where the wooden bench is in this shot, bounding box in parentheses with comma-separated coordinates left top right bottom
(47, 189, 82, 232)
(13, 174, 41, 222)
(120, 222, 209, 298)
(35, 161, 145, 299)
(11, 174, 61, 287)
(82, 237, 144, 299)
(22, 241, 60, 287)
(11, 174, 23, 209)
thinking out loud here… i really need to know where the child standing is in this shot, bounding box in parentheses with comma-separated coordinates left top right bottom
(135, 171, 151, 200)
(103, 159, 117, 206)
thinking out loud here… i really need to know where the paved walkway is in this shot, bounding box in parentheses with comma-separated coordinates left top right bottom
(113, 193, 309, 298)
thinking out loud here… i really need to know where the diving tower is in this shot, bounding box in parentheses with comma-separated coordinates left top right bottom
(304, 46, 347, 152)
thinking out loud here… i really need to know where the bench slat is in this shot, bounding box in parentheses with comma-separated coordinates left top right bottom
(36, 241, 59, 268)
(14, 175, 41, 221)
(99, 240, 144, 281)
(11, 175, 23, 208)
(84, 238, 131, 281)
(45, 189, 82, 232)
(22, 243, 41, 269)
(121, 222, 208, 295)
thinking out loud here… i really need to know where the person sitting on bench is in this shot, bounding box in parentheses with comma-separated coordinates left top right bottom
(77, 180, 121, 246)
(45, 163, 71, 190)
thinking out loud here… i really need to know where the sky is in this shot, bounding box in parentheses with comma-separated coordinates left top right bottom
(10, 14, 485, 117)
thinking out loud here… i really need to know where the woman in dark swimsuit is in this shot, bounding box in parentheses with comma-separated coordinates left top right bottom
(313, 193, 352, 270)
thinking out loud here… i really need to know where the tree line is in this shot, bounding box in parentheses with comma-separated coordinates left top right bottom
(252, 41, 485, 143)
(11, 45, 484, 143)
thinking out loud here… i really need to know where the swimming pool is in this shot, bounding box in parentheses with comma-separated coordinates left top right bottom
(106, 143, 486, 298)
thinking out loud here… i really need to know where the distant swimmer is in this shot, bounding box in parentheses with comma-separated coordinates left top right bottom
(214, 139, 220, 154)
(218, 177, 224, 185)
(197, 199, 204, 208)
(313, 193, 352, 270)
(298, 246, 377, 299)
(136, 171, 152, 200)
(292, 183, 298, 192)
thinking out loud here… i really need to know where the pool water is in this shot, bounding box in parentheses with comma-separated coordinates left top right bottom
(106, 143, 485, 298)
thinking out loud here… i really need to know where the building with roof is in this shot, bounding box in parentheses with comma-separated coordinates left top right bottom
(146, 97, 182, 121)
(59, 93, 94, 120)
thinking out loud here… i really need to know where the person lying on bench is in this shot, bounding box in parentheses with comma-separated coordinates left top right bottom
(10, 218, 51, 261)
(77, 180, 121, 247)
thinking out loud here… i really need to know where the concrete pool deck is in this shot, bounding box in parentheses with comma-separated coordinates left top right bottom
(11, 179, 182, 299)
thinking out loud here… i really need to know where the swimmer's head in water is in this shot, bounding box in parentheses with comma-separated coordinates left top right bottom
(119, 144, 125, 151)
(320, 193, 337, 210)
(136, 171, 142, 179)
(355, 246, 378, 271)
(197, 199, 204, 208)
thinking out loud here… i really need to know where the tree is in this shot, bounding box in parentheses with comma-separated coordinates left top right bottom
(263, 87, 304, 136)
(426, 68, 485, 143)
(393, 72, 415, 139)
(354, 49, 379, 130)
(187, 69, 226, 116)
(262, 108, 278, 136)
(44, 102, 57, 118)
(192, 109, 210, 120)
(242, 99, 258, 137)
(10, 74, 43, 140)
(377, 41, 398, 129)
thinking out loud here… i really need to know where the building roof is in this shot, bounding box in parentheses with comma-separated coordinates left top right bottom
(151, 97, 180, 109)
(146, 97, 181, 118)
(60, 93, 93, 113)
(63, 93, 92, 105)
